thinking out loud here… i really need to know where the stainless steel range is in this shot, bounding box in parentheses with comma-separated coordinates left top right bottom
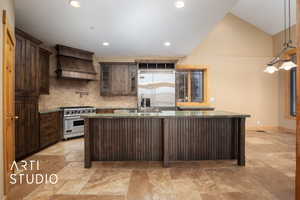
(60, 106, 96, 139)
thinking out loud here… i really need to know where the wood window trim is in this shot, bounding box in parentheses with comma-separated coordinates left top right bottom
(176, 65, 210, 106)
(284, 49, 297, 120)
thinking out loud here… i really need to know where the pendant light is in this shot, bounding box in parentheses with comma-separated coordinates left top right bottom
(279, 0, 297, 70)
(264, 65, 279, 74)
(279, 60, 297, 70)
(264, 0, 297, 73)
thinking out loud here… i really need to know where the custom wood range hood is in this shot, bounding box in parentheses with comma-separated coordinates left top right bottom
(56, 45, 97, 80)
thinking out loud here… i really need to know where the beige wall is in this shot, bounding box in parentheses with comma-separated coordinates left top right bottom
(273, 25, 296, 131)
(0, 0, 15, 199)
(179, 14, 277, 128)
(39, 14, 276, 128)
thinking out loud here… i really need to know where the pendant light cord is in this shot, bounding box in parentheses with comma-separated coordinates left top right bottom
(284, 0, 287, 46)
(288, 0, 292, 44)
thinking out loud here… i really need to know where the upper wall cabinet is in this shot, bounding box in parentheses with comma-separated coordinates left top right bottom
(100, 63, 137, 96)
(39, 48, 52, 95)
(15, 28, 42, 97)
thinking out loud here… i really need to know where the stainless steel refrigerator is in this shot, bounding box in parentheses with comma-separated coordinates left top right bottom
(137, 69, 176, 111)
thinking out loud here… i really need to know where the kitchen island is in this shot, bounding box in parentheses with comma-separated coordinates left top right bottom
(81, 111, 250, 168)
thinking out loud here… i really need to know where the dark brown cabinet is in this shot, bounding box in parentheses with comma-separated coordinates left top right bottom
(39, 48, 52, 94)
(96, 109, 114, 114)
(15, 29, 41, 97)
(15, 29, 42, 160)
(39, 111, 61, 149)
(15, 97, 39, 159)
(100, 63, 137, 96)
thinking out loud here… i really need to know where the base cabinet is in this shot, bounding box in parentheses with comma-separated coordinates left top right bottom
(15, 97, 39, 160)
(39, 111, 62, 149)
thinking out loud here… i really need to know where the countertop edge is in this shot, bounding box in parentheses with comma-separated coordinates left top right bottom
(80, 111, 251, 119)
(39, 109, 62, 114)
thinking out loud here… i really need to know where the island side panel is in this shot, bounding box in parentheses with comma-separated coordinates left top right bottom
(167, 118, 235, 161)
(237, 118, 246, 166)
(84, 118, 91, 168)
(91, 118, 163, 161)
(230, 118, 238, 159)
(163, 119, 170, 168)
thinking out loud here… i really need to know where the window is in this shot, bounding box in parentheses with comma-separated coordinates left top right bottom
(290, 54, 297, 117)
(191, 71, 204, 102)
(176, 66, 208, 105)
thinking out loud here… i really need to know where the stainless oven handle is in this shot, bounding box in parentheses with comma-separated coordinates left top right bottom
(64, 116, 83, 120)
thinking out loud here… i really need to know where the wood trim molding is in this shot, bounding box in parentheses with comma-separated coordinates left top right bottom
(246, 126, 296, 134)
(2, 9, 16, 195)
(15, 28, 41, 45)
(2, 10, 7, 25)
(283, 48, 297, 60)
(246, 126, 280, 132)
(278, 126, 296, 134)
(176, 65, 209, 70)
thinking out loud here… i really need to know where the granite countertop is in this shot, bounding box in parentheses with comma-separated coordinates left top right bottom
(39, 109, 62, 114)
(81, 110, 250, 119)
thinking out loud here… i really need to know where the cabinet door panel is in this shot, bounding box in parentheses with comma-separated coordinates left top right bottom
(25, 41, 39, 96)
(15, 98, 26, 159)
(128, 64, 137, 95)
(111, 64, 129, 95)
(39, 49, 51, 94)
(100, 64, 111, 96)
(24, 97, 39, 154)
(15, 35, 27, 96)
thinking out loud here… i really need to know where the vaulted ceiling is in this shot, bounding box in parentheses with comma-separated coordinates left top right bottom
(232, 0, 296, 35)
(14, 0, 296, 57)
(14, 0, 238, 57)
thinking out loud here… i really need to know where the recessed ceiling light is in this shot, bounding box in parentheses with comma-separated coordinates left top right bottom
(174, 1, 185, 8)
(102, 42, 110, 46)
(69, 0, 80, 8)
(164, 42, 171, 47)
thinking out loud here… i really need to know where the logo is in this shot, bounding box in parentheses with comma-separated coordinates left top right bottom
(10, 160, 58, 184)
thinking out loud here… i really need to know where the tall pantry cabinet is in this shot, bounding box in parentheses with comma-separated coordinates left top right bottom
(15, 29, 41, 159)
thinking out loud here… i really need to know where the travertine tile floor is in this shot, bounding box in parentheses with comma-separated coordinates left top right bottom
(7, 130, 295, 200)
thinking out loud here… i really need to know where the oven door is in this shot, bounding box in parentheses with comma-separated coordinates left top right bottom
(64, 116, 85, 135)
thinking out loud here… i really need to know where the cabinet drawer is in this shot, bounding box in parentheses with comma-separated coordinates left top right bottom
(40, 131, 58, 148)
(40, 124, 58, 135)
(40, 112, 58, 123)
